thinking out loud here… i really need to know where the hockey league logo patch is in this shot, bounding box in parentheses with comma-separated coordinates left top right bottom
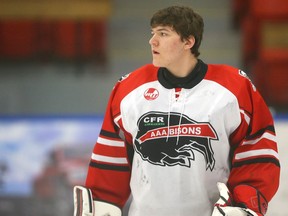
(144, 88, 159, 100)
(134, 111, 218, 171)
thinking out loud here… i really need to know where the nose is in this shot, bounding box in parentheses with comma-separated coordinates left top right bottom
(149, 34, 158, 46)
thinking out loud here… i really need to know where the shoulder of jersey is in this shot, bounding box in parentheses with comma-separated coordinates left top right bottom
(118, 64, 159, 84)
(206, 64, 251, 85)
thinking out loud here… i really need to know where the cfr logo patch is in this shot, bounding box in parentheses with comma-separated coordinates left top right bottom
(135, 111, 218, 171)
(144, 88, 159, 100)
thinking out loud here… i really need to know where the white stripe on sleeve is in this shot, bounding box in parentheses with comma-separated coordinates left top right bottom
(240, 109, 250, 125)
(91, 153, 128, 164)
(97, 137, 125, 147)
(235, 149, 279, 160)
(242, 132, 276, 145)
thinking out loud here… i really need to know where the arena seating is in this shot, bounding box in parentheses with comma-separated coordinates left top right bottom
(232, 0, 288, 109)
(237, 0, 288, 67)
(0, 0, 111, 63)
(252, 49, 288, 109)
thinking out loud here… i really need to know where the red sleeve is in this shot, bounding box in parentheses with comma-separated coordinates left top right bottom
(227, 71, 280, 214)
(85, 81, 133, 208)
(85, 65, 158, 208)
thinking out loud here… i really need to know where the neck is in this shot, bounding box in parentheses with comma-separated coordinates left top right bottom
(166, 55, 198, 78)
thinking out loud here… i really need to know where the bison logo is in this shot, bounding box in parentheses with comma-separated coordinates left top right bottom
(134, 111, 218, 171)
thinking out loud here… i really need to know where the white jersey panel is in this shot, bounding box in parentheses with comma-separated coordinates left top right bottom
(119, 79, 241, 216)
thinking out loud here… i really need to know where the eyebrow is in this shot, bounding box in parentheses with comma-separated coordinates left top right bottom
(151, 27, 172, 32)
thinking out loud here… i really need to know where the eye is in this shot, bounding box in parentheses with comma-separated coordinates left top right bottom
(160, 32, 167, 36)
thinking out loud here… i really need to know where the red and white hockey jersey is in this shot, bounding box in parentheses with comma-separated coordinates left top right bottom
(85, 60, 280, 216)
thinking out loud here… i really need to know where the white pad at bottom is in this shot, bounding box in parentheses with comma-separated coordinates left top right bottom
(74, 186, 94, 216)
(94, 200, 122, 216)
(73, 185, 122, 216)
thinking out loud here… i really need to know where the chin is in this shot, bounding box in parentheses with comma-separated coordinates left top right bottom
(152, 60, 164, 67)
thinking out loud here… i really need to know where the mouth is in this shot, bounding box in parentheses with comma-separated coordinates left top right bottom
(152, 50, 159, 55)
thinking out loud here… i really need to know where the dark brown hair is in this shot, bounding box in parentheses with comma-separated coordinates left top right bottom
(150, 6, 204, 57)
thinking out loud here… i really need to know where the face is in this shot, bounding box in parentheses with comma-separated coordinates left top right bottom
(149, 25, 193, 70)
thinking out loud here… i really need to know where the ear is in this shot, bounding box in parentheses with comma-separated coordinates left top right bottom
(184, 36, 195, 50)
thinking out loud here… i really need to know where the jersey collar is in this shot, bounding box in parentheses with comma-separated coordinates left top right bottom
(157, 59, 208, 89)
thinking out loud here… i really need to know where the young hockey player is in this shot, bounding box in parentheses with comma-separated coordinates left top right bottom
(74, 5, 280, 216)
